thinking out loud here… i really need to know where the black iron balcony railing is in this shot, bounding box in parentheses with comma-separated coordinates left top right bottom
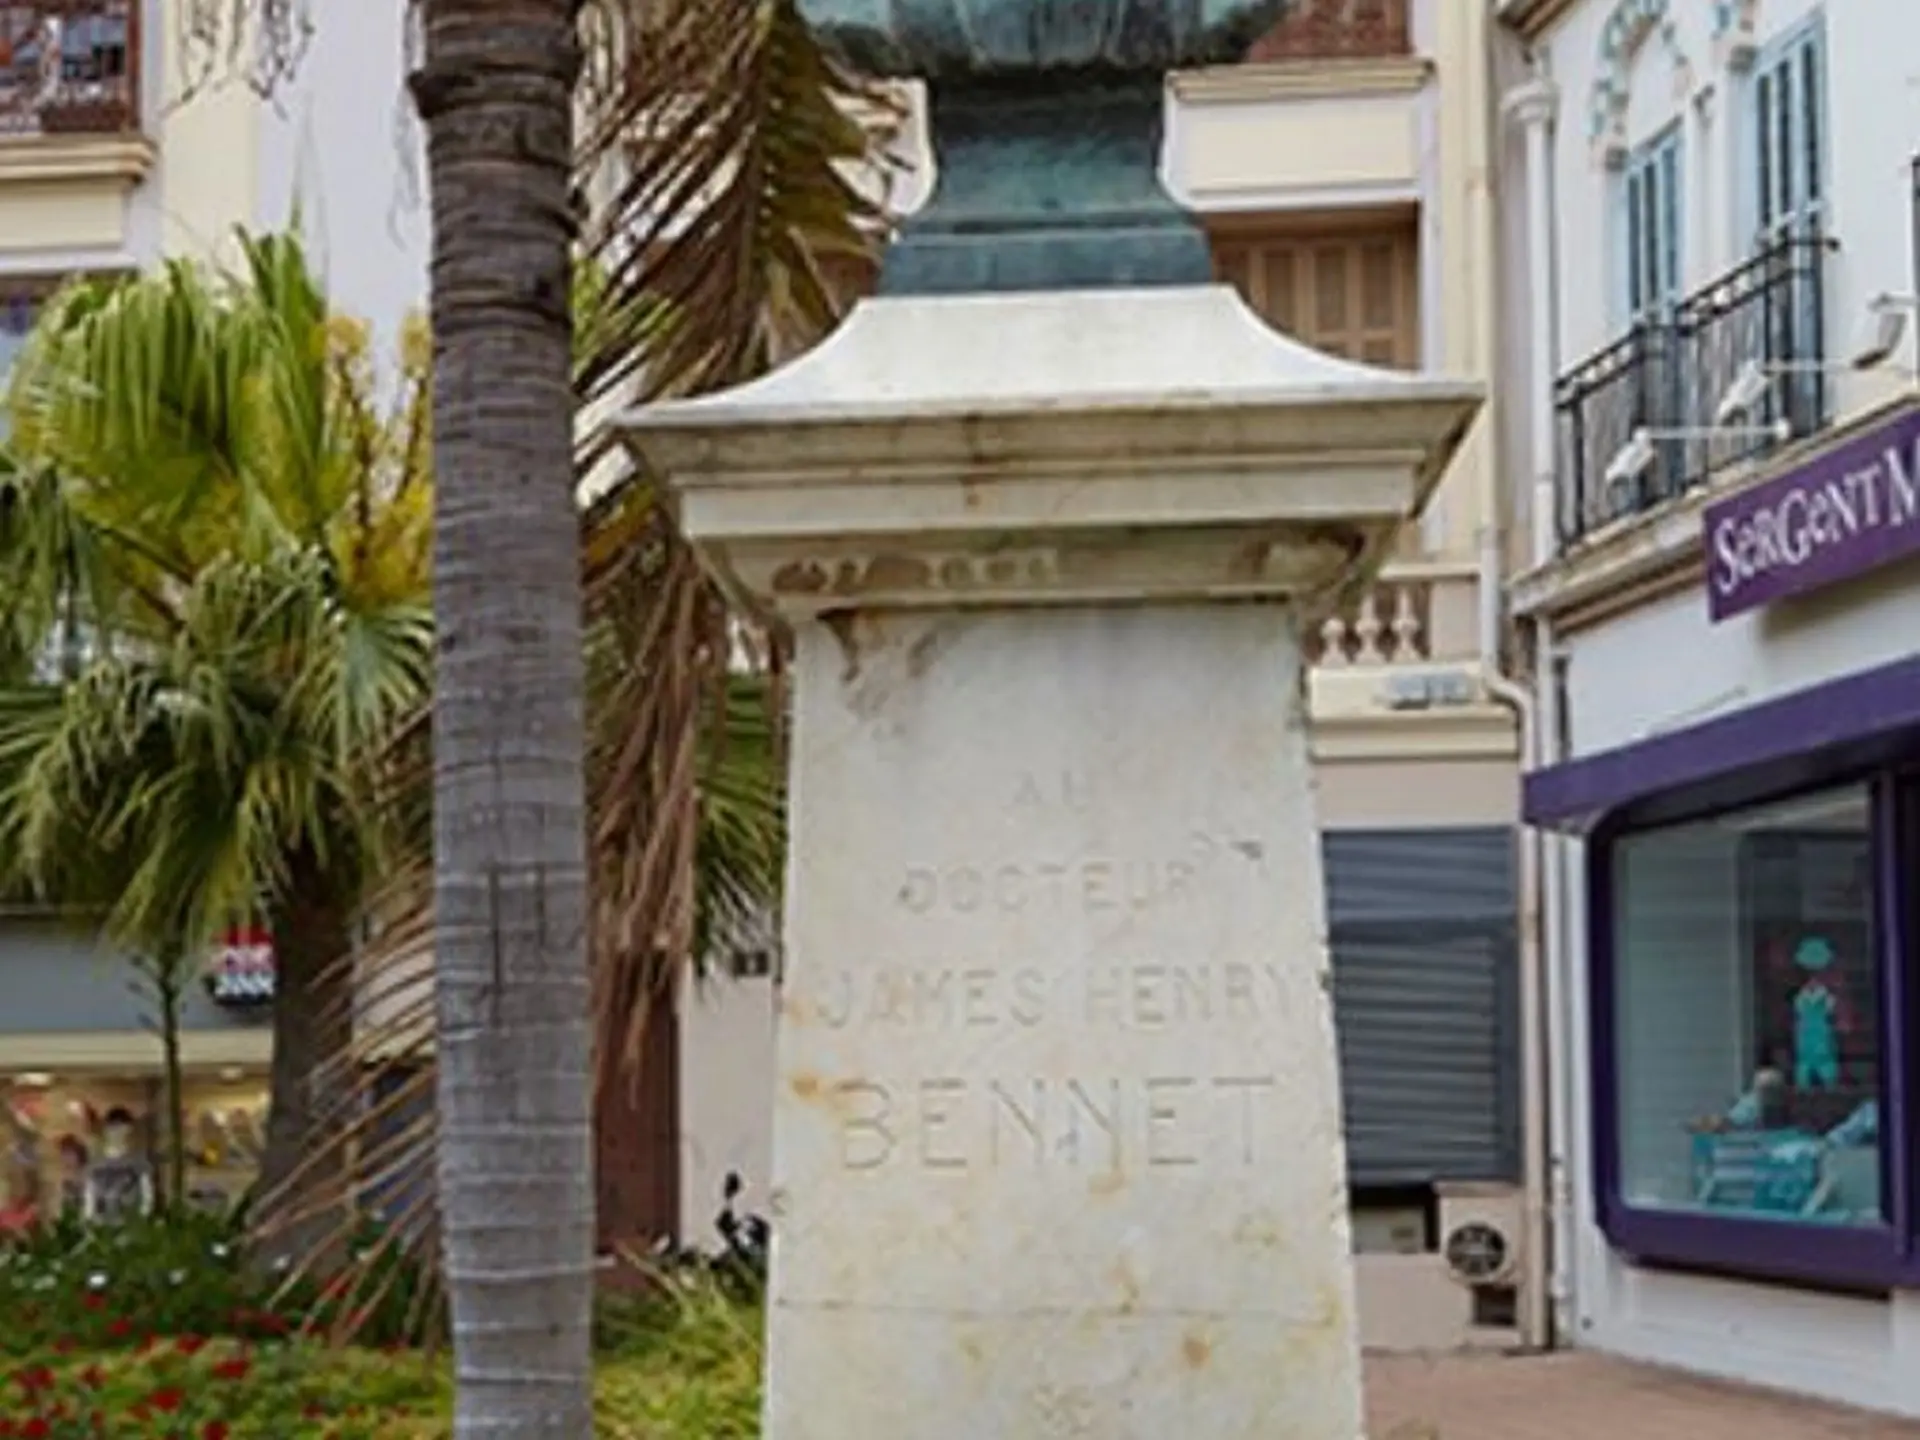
(1553, 229, 1834, 545)
(0, 2, 137, 138)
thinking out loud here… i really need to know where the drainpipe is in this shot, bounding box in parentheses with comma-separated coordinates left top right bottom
(1431, 0, 1554, 1353)
(1478, 639, 1545, 1350)
(1482, 66, 1563, 1354)
(1534, 613, 1570, 1343)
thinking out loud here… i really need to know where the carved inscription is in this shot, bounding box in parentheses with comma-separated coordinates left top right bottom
(808, 786, 1297, 1184)
(828, 1074, 1280, 1173)
(898, 858, 1195, 916)
(1011, 769, 1092, 812)
(894, 827, 1259, 919)
(810, 962, 1292, 1030)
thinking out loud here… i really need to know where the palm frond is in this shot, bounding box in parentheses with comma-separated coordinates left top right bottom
(565, 0, 884, 1101)
(0, 235, 436, 1282)
(579, 0, 895, 403)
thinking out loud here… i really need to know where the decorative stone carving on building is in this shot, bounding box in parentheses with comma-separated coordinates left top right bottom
(764, 548, 1063, 605)
(1711, 0, 1759, 71)
(1587, 0, 1694, 169)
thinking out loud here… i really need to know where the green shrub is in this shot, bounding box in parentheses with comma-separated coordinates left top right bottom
(1, 1339, 446, 1438)
(0, 1209, 267, 1357)
(0, 1249, 763, 1437)
(0, 1210, 438, 1358)
(594, 1273, 763, 1438)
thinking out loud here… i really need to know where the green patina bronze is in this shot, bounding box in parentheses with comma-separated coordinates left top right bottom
(804, 0, 1290, 294)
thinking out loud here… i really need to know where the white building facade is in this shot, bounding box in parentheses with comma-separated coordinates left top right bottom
(1498, 0, 1920, 1415)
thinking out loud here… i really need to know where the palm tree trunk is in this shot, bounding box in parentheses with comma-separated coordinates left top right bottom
(410, 3, 596, 1435)
(151, 946, 188, 1214)
(259, 872, 355, 1260)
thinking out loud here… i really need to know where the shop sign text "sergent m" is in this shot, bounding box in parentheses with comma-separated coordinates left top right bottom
(1704, 407, 1920, 622)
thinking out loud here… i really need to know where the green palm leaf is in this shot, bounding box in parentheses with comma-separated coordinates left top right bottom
(0, 236, 434, 1234)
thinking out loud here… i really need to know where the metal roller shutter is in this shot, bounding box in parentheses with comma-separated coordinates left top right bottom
(1321, 827, 1520, 1187)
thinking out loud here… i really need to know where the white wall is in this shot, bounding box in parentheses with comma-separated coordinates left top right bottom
(253, 1, 428, 365)
(1564, 553, 1920, 758)
(676, 975, 777, 1244)
(1515, 3, 1920, 1410)
(1492, 29, 1544, 570)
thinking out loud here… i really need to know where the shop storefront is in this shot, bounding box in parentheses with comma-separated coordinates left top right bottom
(0, 920, 271, 1229)
(1523, 400, 1920, 1416)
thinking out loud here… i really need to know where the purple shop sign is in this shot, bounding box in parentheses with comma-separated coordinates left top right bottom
(1704, 406, 1920, 622)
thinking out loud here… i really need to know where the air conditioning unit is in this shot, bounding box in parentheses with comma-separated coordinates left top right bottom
(1436, 1182, 1525, 1290)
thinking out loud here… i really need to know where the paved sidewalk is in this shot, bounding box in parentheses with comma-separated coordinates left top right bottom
(1364, 1352, 1920, 1438)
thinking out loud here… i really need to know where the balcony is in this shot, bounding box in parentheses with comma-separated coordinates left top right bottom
(0, 2, 137, 138)
(1168, 0, 1426, 213)
(1552, 230, 1834, 545)
(1305, 562, 1515, 757)
(1309, 563, 1476, 670)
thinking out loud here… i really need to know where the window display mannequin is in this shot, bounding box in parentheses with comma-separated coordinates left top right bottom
(222, 1105, 262, 1164)
(1, 1096, 43, 1231)
(55, 1134, 89, 1216)
(1792, 935, 1843, 1090)
(82, 1107, 153, 1221)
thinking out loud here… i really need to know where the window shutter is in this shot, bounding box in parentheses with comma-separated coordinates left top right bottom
(1212, 222, 1420, 370)
(1749, 18, 1827, 247)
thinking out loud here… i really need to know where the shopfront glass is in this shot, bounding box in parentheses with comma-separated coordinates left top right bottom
(1612, 784, 1884, 1229)
(1, 1075, 268, 1230)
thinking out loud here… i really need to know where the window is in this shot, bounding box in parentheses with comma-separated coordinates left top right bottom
(1750, 15, 1826, 243)
(0, 4, 134, 135)
(1212, 221, 1422, 555)
(1212, 222, 1421, 370)
(1622, 126, 1683, 321)
(0, 282, 37, 448)
(1, 1073, 267, 1230)
(1612, 786, 1882, 1233)
(0, 279, 38, 380)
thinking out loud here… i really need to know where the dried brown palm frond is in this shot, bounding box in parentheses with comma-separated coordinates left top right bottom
(581, 482, 787, 1100)
(577, 0, 897, 402)
(571, 0, 892, 1101)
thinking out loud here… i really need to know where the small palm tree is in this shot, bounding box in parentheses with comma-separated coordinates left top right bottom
(0, 234, 435, 1241)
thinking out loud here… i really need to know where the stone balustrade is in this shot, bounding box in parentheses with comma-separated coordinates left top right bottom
(1309, 561, 1481, 669)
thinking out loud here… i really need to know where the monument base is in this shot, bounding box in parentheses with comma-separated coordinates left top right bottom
(765, 602, 1365, 1439)
(624, 228, 1480, 1440)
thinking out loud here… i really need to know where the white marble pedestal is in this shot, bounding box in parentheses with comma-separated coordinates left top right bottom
(621, 285, 1481, 1440)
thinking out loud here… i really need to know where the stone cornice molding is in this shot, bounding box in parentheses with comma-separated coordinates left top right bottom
(622, 286, 1483, 621)
(0, 133, 154, 187)
(1171, 55, 1433, 105)
(1502, 77, 1560, 129)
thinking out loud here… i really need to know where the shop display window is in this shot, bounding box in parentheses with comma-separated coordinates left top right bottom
(0, 1076, 267, 1231)
(1527, 646, 1920, 1290)
(1612, 785, 1882, 1230)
